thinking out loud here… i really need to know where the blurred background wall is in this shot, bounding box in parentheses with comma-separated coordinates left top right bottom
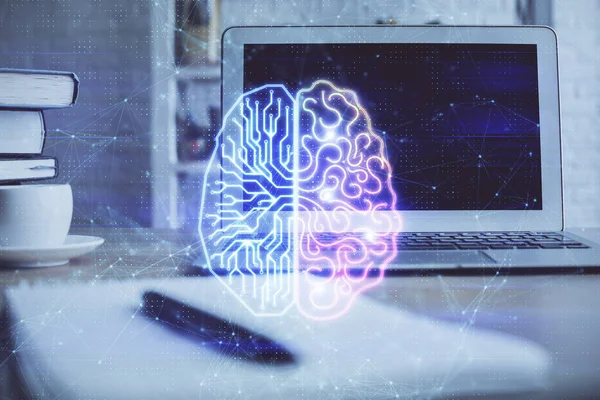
(552, 0, 600, 228)
(0, 0, 598, 228)
(0, 0, 153, 227)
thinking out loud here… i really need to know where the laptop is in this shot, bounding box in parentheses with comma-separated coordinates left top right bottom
(214, 25, 600, 270)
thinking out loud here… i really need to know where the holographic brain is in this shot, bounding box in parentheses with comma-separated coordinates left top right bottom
(199, 80, 400, 319)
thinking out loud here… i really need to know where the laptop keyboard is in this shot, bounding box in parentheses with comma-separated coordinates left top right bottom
(394, 232, 589, 251)
(314, 232, 589, 250)
(224, 232, 589, 251)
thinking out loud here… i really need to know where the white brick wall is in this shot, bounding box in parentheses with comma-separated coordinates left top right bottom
(221, 0, 516, 26)
(554, 0, 600, 227)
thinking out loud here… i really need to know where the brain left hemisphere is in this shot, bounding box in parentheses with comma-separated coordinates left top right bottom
(207, 86, 295, 270)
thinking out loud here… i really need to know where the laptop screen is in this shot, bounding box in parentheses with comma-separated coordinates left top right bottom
(243, 43, 541, 211)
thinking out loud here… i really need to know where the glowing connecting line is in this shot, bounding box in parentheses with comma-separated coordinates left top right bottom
(200, 85, 296, 316)
(199, 81, 401, 319)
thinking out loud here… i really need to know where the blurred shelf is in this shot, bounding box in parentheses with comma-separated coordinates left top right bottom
(150, 0, 220, 229)
(174, 63, 221, 81)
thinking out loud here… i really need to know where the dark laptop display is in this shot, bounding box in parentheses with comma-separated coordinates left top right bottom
(243, 43, 541, 211)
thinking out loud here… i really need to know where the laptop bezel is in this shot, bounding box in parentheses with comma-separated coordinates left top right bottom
(221, 25, 562, 233)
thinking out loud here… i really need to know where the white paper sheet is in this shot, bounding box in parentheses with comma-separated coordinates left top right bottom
(6, 277, 550, 399)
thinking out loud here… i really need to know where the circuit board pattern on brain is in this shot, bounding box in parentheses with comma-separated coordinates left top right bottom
(200, 85, 296, 316)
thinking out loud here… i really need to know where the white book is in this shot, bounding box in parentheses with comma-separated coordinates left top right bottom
(0, 69, 79, 109)
(0, 110, 45, 154)
(0, 157, 57, 182)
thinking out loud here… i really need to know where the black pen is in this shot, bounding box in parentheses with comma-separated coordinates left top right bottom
(141, 290, 296, 365)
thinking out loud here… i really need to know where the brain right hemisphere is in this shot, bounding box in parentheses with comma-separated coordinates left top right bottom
(294, 80, 400, 320)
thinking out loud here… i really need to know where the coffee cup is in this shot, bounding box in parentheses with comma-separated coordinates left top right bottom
(0, 184, 73, 248)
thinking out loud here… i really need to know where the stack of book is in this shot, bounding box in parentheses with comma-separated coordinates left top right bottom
(0, 69, 79, 183)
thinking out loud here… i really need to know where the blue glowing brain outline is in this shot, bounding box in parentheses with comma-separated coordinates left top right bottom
(199, 80, 400, 319)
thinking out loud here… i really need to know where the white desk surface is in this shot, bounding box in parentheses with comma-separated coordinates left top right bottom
(1, 227, 599, 398)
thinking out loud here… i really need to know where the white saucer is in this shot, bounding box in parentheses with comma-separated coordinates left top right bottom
(0, 235, 104, 268)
